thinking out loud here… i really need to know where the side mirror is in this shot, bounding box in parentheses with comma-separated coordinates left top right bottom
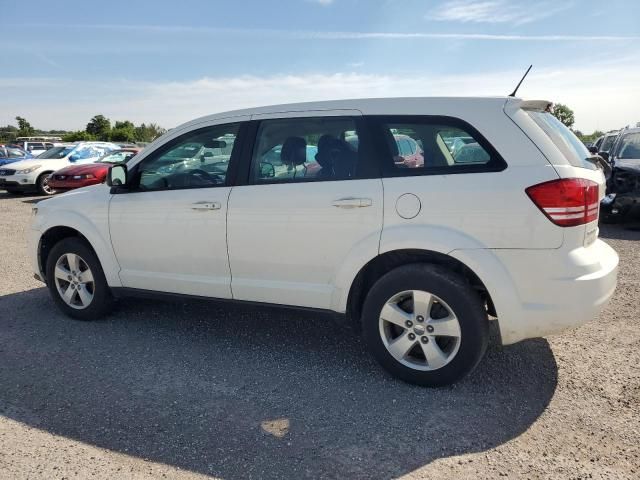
(599, 151, 610, 162)
(69, 154, 79, 162)
(107, 164, 128, 189)
(588, 146, 598, 154)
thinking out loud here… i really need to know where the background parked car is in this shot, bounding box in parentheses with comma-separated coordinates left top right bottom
(48, 148, 141, 192)
(601, 127, 640, 222)
(12, 140, 56, 156)
(0, 145, 32, 166)
(0, 141, 120, 195)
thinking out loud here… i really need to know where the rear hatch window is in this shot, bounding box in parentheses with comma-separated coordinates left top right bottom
(526, 111, 597, 171)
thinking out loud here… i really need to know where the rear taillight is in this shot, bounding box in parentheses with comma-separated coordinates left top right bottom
(526, 178, 599, 227)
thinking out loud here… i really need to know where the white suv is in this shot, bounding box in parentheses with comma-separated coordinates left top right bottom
(0, 142, 120, 195)
(29, 97, 618, 386)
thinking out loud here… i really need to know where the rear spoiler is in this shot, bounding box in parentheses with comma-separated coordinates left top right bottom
(520, 100, 553, 111)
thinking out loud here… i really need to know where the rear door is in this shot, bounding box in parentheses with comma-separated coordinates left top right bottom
(227, 112, 383, 310)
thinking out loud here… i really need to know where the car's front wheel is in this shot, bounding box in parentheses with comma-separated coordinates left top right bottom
(37, 173, 56, 195)
(362, 263, 489, 387)
(46, 237, 113, 320)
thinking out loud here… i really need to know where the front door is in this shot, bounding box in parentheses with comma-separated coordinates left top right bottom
(227, 113, 383, 310)
(109, 121, 245, 298)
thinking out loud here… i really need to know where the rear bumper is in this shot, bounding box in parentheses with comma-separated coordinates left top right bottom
(452, 239, 619, 345)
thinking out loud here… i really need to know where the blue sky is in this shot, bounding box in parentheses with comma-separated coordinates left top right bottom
(2, 0, 639, 132)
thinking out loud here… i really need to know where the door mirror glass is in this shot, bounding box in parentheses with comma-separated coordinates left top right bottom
(108, 164, 128, 187)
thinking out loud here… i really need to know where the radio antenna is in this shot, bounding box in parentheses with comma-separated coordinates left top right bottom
(509, 65, 532, 97)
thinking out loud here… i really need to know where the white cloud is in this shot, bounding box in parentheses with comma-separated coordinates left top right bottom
(429, 0, 573, 26)
(13, 24, 640, 44)
(2, 60, 638, 133)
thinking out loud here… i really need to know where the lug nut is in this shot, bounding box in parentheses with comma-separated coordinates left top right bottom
(406, 320, 413, 328)
(416, 315, 424, 322)
(68, 275, 72, 281)
(426, 325, 435, 333)
(408, 333, 416, 340)
(421, 336, 429, 343)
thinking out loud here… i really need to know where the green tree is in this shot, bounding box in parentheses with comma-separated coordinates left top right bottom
(86, 115, 111, 140)
(110, 120, 136, 142)
(134, 123, 166, 142)
(62, 130, 97, 142)
(15, 116, 35, 136)
(551, 104, 575, 129)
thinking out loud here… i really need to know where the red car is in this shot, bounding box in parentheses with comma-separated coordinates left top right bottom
(48, 148, 140, 192)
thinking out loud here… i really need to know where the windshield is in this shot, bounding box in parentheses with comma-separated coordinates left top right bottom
(615, 132, 640, 160)
(37, 146, 73, 159)
(527, 110, 595, 170)
(99, 151, 137, 164)
(600, 134, 618, 153)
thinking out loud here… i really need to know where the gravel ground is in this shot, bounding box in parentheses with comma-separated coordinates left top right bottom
(0, 191, 638, 480)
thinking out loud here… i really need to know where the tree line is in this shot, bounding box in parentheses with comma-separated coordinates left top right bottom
(0, 115, 166, 144)
(0, 105, 607, 146)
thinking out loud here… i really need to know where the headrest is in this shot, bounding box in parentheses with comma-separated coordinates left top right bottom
(281, 137, 307, 166)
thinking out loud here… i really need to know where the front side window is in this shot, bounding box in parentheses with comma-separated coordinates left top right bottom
(250, 117, 361, 183)
(373, 117, 500, 174)
(137, 123, 240, 191)
(600, 134, 618, 153)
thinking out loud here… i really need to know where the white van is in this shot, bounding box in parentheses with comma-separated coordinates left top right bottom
(29, 97, 618, 386)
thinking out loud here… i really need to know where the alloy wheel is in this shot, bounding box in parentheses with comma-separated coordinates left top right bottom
(379, 290, 462, 371)
(53, 253, 95, 309)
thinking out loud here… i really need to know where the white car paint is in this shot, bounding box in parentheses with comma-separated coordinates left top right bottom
(30, 96, 618, 346)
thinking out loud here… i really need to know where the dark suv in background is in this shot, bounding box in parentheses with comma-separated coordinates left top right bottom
(601, 127, 640, 222)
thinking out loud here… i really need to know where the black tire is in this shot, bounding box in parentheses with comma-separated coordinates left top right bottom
(362, 263, 489, 387)
(36, 172, 56, 195)
(46, 237, 114, 320)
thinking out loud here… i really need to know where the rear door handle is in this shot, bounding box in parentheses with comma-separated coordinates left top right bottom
(191, 201, 221, 211)
(332, 197, 373, 209)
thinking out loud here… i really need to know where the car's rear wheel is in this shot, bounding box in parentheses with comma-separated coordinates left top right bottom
(362, 263, 489, 387)
(46, 237, 113, 320)
(37, 173, 56, 195)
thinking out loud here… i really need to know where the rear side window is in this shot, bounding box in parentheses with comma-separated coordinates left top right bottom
(250, 116, 368, 184)
(370, 116, 504, 176)
(527, 111, 595, 170)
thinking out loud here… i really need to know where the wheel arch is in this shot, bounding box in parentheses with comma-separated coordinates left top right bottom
(37, 214, 121, 287)
(39, 226, 95, 281)
(345, 248, 496, 327)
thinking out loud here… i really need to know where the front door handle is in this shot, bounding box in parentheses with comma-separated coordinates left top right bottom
(191, 201, 221, 211)
(332, 197, 373, 209)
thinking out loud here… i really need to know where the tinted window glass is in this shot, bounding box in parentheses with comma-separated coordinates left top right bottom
(251, 117, 360, 183)
(374, 118, 496, 172)
(615, 132, 640, 159)
(600, 134, 618, 153)
(137, 123, 239, 191)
